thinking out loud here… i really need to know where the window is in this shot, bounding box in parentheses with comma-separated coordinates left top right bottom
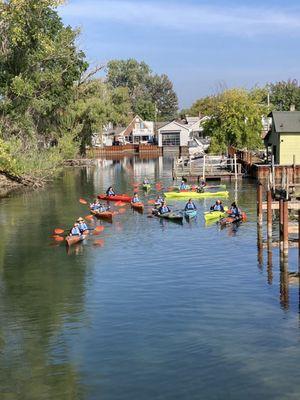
(161, 132, 180, 146)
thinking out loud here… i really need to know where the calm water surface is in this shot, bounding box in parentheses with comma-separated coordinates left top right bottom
(0, 156, 299, 400)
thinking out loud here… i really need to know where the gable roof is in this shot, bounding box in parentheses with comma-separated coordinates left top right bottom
(158, 120, 190, 132)
(270, 111, 300, 133)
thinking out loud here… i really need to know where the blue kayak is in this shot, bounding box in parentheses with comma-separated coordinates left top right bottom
(184, 209, 197, 219)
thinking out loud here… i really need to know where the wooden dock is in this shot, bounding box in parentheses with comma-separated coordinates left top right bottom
(172, 154, 243, 181)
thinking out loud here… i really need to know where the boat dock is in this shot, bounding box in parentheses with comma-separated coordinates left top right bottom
(172, 154, 243, 182)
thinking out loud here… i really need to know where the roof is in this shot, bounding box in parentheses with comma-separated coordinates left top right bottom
(269, 111, 300, 133)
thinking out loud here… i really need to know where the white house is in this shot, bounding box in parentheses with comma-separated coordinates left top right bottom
(121, 115, 154, 144)
(157, 116, 210, 148)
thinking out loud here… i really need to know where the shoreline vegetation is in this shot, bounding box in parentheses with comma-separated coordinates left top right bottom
(1, 1, 299, 197)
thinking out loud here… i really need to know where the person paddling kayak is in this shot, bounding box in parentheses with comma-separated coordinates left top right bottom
(77, 217, 88, 233)
(180, 180, 188, 190)
(70, 222, 81, 236)
(210, 199, 224, 212)
(158, 201, 171, 215)
(143, 177, 149, 185)
(90, 199, 101, 210)
(106, 186, 115, 196)
(184, 198, 197, 211)
(155, 195, 164, 206)
(131, 193, 141, 203)
(228, 202, 241, 219)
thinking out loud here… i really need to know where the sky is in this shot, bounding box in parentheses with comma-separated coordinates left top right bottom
(59, 0, 300, 108)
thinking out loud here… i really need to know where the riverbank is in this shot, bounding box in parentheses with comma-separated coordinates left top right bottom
(0, 158, 96, 198)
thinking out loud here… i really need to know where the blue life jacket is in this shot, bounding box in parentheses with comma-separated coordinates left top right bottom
(71, 227, 81, 236)
(180, 183, 187, 190)
(160, 206, 170, 214)
(213, 204, 224, 211)
(78, 222, 88, 232)
(132, 197, 140, 203)
(106, 189, 115, 196)
(230, 207, 240, 217)
(185, 202, 196, 210)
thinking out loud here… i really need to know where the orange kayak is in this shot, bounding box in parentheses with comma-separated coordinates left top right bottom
(98, 194, 131, 203)
(90, 209, 113, 221)
(65, 230, 88, 246)
(131, 202, 144, 211)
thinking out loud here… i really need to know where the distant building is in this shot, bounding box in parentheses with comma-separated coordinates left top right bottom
(121, 115, 154, 144)
(157, 116, 209, 148)
(264, 111, 300, 164)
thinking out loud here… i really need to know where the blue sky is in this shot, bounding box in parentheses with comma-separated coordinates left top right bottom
(59, 0, 300, 108)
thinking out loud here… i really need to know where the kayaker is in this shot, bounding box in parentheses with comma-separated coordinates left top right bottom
(228, 202, 241, 219)
(70, 222, 81, 236)
(99, 203, 109, 212)
(77, 217, 88, 233)
(210, 200, 224, 212)
(143, 177, 149, 185)
(158, 201, 171, 215)
(106, 186, 115, 196)
(180, 180, 187, 190)
(131, 193, 141, 203)
(184, 198, 197, 211)
(196, 180, 206, 193)
(90, 199, 101, 210)
(155, 195, 164, 206)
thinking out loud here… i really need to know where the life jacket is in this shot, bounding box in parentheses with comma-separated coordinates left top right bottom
(78, 222, 88, 232)
(213, 204, 223, 211)
(186, 203, 196, 210)
(132, 197, 140, 203)
(71, 227, 80, 236)
(160, 206, 170, 214)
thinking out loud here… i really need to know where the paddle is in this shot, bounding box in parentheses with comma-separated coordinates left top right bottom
(79, 198, 88, 204)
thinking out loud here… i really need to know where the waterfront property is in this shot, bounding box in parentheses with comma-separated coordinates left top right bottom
(264, 111, 300, 165)
(157, 115, 209, 151)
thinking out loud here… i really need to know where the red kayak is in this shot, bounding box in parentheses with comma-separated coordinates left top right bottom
(219, 212, 247, 226)
(131, 202, 144, 211)
(98, 194, 131, 203)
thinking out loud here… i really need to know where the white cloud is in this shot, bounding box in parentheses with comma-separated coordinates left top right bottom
(60, 0, 300, 37)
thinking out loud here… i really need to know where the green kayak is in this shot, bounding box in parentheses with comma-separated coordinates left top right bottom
(204, 207, 228, 222)
(157, 211, 183, 222)
(164, 191, 229, 199)
(142, 184, 151, 191)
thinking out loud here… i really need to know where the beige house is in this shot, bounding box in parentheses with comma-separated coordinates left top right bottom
(264, 111, 300, 164)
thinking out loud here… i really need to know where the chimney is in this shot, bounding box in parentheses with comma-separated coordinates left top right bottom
(290, 104, 296, 112)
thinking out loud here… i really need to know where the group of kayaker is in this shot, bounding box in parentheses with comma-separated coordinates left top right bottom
(210, 199, 242, 220)
(179, 179, 206, 193)
(70, 217, 89, 237)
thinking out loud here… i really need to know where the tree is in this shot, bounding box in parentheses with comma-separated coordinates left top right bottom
(203, 89, 264, 153)
(267, 79, 300, 111)
(106, 59, 178, 120)
(147, 74, 178, 120)
(0, 0, 87, 143)
(188, 95, 218, 117)
(134, 99, 156, 121)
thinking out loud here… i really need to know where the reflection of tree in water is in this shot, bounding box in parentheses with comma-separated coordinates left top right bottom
(0, 170, 91, 399)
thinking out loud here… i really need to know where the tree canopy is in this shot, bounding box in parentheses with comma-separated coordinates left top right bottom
(106, 59, 178, 120)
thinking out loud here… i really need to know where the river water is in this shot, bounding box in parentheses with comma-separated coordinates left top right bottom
(0, 156, 299, 400)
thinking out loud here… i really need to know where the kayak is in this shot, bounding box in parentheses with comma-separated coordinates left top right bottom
(219, 212, 247, 226)
(204, 207, 229, 222)
(156, 211, 183, 222)
(65, 230, 88, 246)
(98, 194, 131, 203)
(164, 191, 229, 199)
(184, 209, 197, 219)
(90, 209, 113, 221)
(142, 184, 151, 191)
(131, 201, 144, 211)
(174, 184, 226, 191)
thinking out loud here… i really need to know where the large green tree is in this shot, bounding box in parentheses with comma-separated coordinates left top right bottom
(106, 59, 178, 120)
(203, 89, 264, 153)
(267, 79, 300, 111)
(0, 0, 87, 143)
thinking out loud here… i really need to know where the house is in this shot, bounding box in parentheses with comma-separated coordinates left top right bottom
(121, 115, 154, 144)
(264, 111, 300, 164)
(157, 116, 210, 149)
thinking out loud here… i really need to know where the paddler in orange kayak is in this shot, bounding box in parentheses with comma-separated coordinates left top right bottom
(131, 193, 141, 203)
(77, 217, 89, 233)
(70, 222, 81, 236)
(228, 202, 241, 219)
(106, 186, 116, 196)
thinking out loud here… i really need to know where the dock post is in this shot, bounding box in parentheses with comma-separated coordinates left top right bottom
(279, 198, 284, 251)
(234, 153, 237, 180)
(202, 154, 206, 181)
(298, 210, 300, 262)
(267, 189, 272, 241)
(283, 199, 289, 258)
(257, 182, 263, 227)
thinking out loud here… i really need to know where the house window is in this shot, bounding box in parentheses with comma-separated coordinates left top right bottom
(161, 132, 180, 146)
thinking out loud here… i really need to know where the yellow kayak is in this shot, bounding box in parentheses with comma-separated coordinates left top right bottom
(164, 191, 229, 199)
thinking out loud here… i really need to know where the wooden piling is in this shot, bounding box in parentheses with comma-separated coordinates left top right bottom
(267, 190, 272, 240)
(283, 200, 289, 257)
(279, 198, 284, 247)
(234, 153, 237, 180)
(257, 182, 263, 227)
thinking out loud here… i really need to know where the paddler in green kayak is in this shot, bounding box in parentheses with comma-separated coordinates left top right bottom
(158, 201, 171, 215)
(210, 199, 224, 212)
(184, 198, 197, 211)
